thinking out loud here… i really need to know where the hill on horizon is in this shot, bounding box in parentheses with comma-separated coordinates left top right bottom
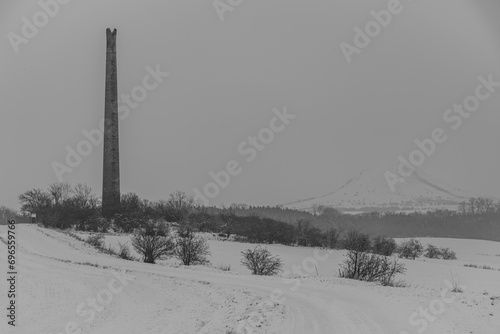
(284, 167, 482, 214)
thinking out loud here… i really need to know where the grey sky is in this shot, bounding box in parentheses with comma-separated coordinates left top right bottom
(1, 0, 499, 210)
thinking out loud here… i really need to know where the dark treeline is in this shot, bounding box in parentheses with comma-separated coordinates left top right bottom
(13, 182, 500, 243)
(223, 202, 500, 242)
(335, 210, 500, 241)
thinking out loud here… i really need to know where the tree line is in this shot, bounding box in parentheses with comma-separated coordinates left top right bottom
(12, 183, 500, 242)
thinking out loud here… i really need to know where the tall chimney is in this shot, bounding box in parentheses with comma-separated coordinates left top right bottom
(102, 28, 120, 217)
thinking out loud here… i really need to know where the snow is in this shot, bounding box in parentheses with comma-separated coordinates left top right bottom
(1, 225, 499, 333)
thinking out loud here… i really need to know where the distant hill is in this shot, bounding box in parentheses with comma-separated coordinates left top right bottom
(285, 167, 479, 213)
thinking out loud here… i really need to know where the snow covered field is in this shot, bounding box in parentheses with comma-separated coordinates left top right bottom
(1, 225, 499, 333)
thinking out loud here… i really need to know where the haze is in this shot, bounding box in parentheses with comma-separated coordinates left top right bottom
(1, 0, 500, 210)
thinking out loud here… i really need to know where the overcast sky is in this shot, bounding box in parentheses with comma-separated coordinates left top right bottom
(1, 0, 500, 210)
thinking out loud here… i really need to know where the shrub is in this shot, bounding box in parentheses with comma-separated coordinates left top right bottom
(113, 214, 142, 233)
(464, 264, 498, 270)
(80, 216, 109, 233)
(131, 221, 174, 264)
(440, 247, 457, 260)
(342, 229, 371, 252)
(217, 264, 231, 271)
(233, 235, 248, 243)
(101, 244, 116, 255)
(174, 229, 211, 266)
(67, 231, 85, 242)
(120, 193, 144, 215)
(372, 236, 397, 256)
(117, 242, 134, 260)
(450, 273, 463, 293)
(398, 239, 423, 259)
(339, 250, 406, 286)
(241, 246, 283, 276)
(86, 234, 105, 249)
(387, 280, 409, 288)
(424, 244, 441, 259)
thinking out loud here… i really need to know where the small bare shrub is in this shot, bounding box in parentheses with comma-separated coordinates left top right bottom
(101, 244, 116, 255)
(339, 250, 406, 286)
(217, 264, 231, 271)
(241, 246, 283, 276)
(131, 221, 174, 264)
(450, 273, 463, 293)
(424, 244, 441, 259)
(117, 242, 134, 260)
(174, 229, 211, 266)
(233, 235, 248, 242)
(386, 280, 409, 288)
(81, 217, 110, 233)
(440, 247, 457, 260)
(86, 234, 105, 249)
(67, 232, 85, 242)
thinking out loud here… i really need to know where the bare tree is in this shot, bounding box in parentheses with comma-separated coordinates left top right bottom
(476, 197, 486, 214)
(458, 201, 467, 215)
(312, 204, 321, 216)
(73, 183, 92, 204)
(468, 198, 476, 215)
(48, 182, 73, 206)
(483, 197, 494, 214)
(295, 219, 311, 246)
(324, 227, 342, 249)
(478, 197, 495, 213)
(70, 183, 99, 210)
(167, 190, 194, 210)
(465, 197, 495, 215)
(167, 190, 195, 223)
(18, 188, 51, 214)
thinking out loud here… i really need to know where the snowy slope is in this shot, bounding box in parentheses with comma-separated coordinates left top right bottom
(286, 167, 478, 213)
(1, 225, 499, 334)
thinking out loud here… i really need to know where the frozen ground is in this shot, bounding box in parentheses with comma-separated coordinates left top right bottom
(1, 225, 499, 334)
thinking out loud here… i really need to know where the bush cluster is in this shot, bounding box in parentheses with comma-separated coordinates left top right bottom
(86, 234, 105, 249)
(339, 250, 406, 286)
(423, 244, 457, 260)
